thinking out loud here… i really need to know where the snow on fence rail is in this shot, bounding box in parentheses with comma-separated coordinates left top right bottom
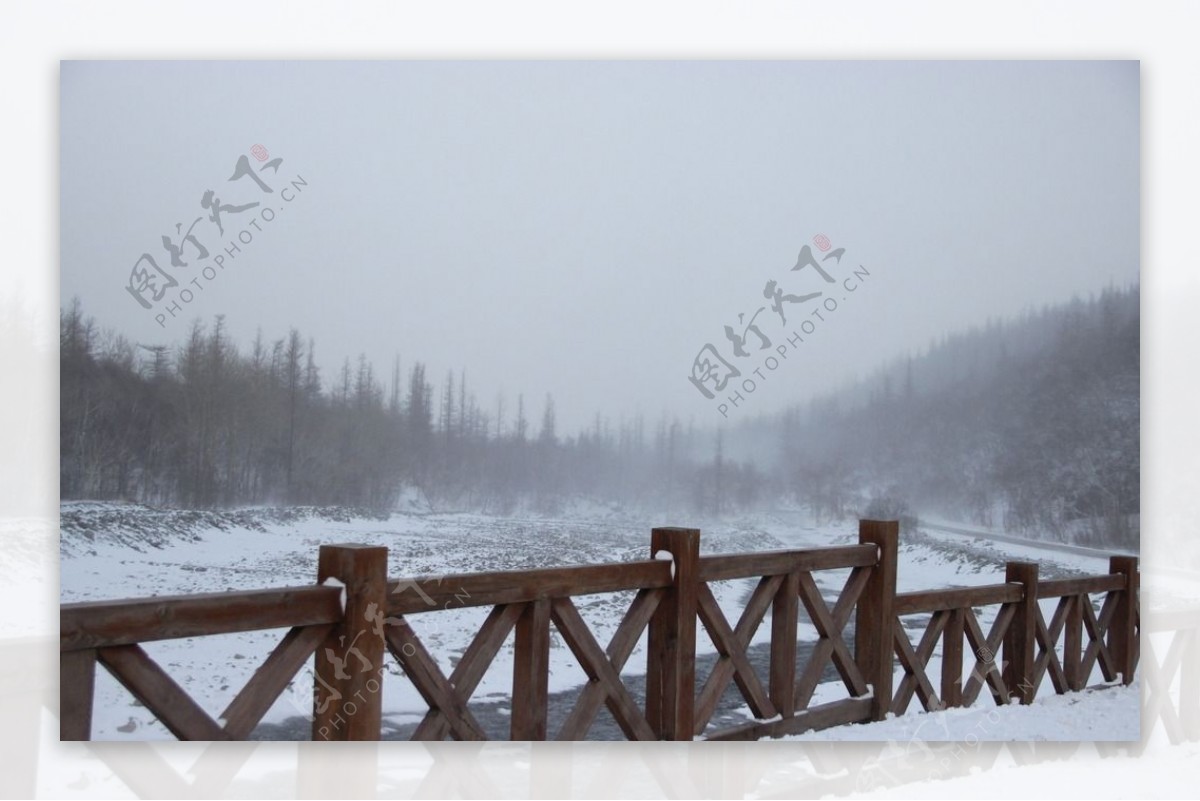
(58, 520, 1140, 742)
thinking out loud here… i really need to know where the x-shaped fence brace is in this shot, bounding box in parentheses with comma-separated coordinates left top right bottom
(795, 567, 871, 709)
(384, 590, 669, 741)
(683, 566, 875, 736)
(1033, 593, 1117, 693)
(694, 575, 781, 734)
(961, 603, 1015, 705)
(891, 601, 1016, 715)
(65, 622, 335, 742)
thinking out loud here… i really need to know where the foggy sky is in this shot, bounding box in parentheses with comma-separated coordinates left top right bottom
(60, 60, 1138, 433)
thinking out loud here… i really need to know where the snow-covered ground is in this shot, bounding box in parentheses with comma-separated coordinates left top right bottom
(58, 502, 1152, 742)
(789, 683, 1140, 743)
(62, 502, 801, 739)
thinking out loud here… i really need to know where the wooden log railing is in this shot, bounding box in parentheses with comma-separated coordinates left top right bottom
(59, 520, 1139, 742)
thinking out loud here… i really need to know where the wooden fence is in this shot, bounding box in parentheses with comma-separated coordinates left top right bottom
(59, 520, 1139, 741)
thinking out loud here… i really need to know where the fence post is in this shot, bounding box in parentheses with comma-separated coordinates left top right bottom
(1064, 594, 1084, 691)
(941, 609, 965, 708)
(1108, 555, 1139, 686)
(312, 543, 388, 741)
(1003, 561, 1039, 704)
(512, 598, 552, 740)
(855, 519, 898, 721)
(770, 569, 800, 718)
(646, 526, 700, 740)
(60, 649, 96, 741)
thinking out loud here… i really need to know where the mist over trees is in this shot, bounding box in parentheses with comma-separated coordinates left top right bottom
(59, 299, 736, 515)
(731, 284, 1140, 549)
(60, 285, 1139, 549)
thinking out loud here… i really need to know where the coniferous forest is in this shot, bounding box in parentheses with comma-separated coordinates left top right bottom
(60, 284, 1139, 549)
(59, 298, 729, 516)
(739, 284, 1140, 549)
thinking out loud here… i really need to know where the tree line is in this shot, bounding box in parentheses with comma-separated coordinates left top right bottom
(60, 299, 766, 514)
(61, 284, 1139, 549)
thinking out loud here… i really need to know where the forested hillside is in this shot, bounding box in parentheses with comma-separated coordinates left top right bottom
(754, 285, 1139, 548)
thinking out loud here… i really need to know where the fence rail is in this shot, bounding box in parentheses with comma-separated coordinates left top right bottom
(59, 520, 1139, 741)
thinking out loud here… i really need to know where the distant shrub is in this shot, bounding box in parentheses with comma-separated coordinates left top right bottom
(863, 495, 918, 535)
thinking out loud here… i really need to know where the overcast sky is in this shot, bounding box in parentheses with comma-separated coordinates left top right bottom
(60, 60, 1138, 432)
